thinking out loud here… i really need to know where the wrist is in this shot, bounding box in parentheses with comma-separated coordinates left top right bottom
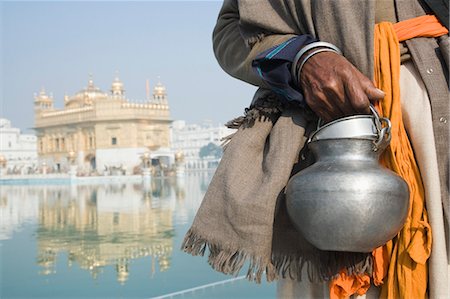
(291, 42, 343, 87)
(296, 48, 341, 83)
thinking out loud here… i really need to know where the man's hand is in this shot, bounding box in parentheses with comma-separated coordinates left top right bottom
(299, 51, 385, 122)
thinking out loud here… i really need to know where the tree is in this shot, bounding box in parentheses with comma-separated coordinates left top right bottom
(199, 142, 223, 159)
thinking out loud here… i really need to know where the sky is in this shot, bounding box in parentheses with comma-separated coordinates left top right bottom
(0, 1, 257, 132)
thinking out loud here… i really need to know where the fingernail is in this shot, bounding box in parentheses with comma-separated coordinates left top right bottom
(376, 88, 385, 95)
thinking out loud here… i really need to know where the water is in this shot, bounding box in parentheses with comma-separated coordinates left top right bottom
(0, 173, 276, 299)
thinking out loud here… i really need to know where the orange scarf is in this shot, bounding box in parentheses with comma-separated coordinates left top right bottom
(329, 15, 448, 299)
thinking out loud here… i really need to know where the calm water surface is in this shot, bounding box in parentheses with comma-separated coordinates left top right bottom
(0, 173, 276, 298)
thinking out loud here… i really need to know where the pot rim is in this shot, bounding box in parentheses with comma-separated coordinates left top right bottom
(309, 114, 378, 142)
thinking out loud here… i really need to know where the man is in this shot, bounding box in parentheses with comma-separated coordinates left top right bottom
(183, 1, 449, 298)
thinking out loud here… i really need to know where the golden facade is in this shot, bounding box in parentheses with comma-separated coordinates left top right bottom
(34, 76, 172, 174)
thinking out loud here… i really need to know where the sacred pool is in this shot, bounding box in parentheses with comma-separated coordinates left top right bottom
(0, 173, 275, 298)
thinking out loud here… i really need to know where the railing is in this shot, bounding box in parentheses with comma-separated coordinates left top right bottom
(149, 276, 246, 299)
(35, 102, 170, 128)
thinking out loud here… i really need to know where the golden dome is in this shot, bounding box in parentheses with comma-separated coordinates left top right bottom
(174, 151, 184, 163)
(34, 87, 54, 110)
(66, 76, 107, 108)
(34, 88, 53, 103)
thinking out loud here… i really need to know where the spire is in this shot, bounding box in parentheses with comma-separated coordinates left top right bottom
(34, 87, 53, 110)
(146, 79, 150, 101)
(111, 71, 125, 97)
(152, 76, 167, 104)
(39, 87, 46, 97)
(88, 73, 94, 88)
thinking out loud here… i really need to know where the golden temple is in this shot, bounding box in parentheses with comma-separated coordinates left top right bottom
(34, 75, 172, 175)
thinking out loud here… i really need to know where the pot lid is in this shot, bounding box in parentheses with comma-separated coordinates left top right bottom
(309, 115, 379, 142)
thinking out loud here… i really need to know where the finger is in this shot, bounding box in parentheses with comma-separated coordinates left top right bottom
(327, 89, 354, 116)
(327, 93, 349, 117)
(313, 92, 344, 120)
(305, 96, 335, 122)
(322, 79, 352, 116)
(365, 86, 385, 102)
(317, 109, 334, 123)
(340, 97, 357, 116)
(358, 75, 385, 102)
(344, 80, 371, 114)
(304, 82, 340, 119)
(334, 64, 363, 115)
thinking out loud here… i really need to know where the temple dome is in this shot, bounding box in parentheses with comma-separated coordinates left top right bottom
(34, 88, 54, 110)
(66, 76, 107, 108)
(34, 88, 53, 103)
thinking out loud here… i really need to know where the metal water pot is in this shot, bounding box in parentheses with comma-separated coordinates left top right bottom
(285, 107, 409, 252)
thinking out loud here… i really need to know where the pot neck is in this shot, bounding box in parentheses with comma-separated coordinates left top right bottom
(308, 139, 381, 162)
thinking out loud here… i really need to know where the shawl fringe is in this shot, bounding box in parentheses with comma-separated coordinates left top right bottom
(221, 93, 286, 149)
(224, 100, 283, 130)
(182, 227, 373, 284)
(182, 227, 275, 283)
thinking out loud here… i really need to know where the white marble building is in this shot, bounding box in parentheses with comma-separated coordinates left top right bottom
(0, 118, 38, 174)
(170, 120, 235, 169)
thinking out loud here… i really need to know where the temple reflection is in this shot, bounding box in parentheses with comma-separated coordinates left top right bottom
(35, 180, 176, 284)
(0, 172, 213, 285)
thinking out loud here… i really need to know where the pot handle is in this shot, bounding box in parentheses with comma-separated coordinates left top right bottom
(370, 105, 391, 152)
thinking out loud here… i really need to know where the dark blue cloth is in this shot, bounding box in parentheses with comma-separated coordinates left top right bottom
(252, 35, 317, 106)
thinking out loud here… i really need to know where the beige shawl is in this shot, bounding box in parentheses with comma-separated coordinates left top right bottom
(182, 91, 373, 282)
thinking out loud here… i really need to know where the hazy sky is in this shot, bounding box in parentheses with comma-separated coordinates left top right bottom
(0, 1, 257, 132)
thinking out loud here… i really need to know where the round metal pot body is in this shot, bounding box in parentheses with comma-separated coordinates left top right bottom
(285, 138, 410, 252)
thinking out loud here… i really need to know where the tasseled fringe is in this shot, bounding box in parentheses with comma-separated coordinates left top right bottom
(221, 109, 278, 150)
(220, 132, 237, 151)
(220, 95, 285, 149)
(224, 107, 276, 130)
(271, 252, 373, 283)
(182, 228, 373, 284)
(225, 116, 246, 129)
(182, 228, 277, 283)
(225, 92, 285, 130)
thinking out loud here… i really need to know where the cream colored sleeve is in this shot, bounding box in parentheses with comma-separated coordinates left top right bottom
(212, 0, 296, 87)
